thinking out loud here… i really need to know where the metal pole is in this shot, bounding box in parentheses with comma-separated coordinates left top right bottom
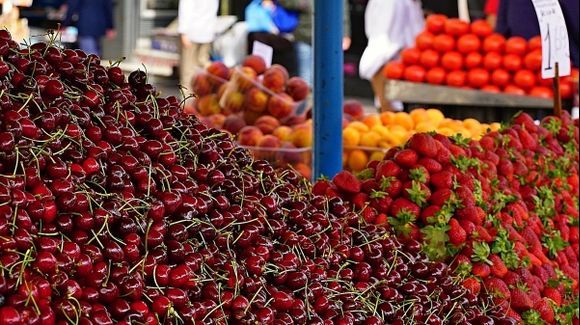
(313, 0, 344, 179)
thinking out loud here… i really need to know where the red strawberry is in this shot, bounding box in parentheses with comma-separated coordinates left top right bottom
(455, 187, 476, 207)
(517, 127, 538, 150)
(475, 225, 493, 242)
(430, 171, 453, 189)
(312, 180, 331, 195)
(389, 197, 420, 218)
(479, 134, 495, 151)
(503, 271, 521, 287)
(394, 149, 418, 168)
(380, 177, 403, 197)
(332, 171, 361, 194)
(402, 181, 431, 207)
(489, 254, 508, 278)
(448, 144, 466, 157)
(370, 196, 392, 214)
(535, 298, 555, 323)
(429, 188, 453, 206)
(418, 157, 442, 174)
(498, 158, 514, 180)
(513, 112, 538, 133)
(434, 141, 452, 164)
(506, 308, 522, 322)
(472, 262, 491, 278)
(448, 218, 467, 246)
(408, 133, 438, 158)
(361, 179, 379, 194)
(352, 192, 370, 210)
(542, 287, 562, 306)
(375, 160, 402, 180)
(420, 205, 441, 225)
(361, 206, 377, 223)
(374, 213, 388, 225)
(510, 287, 533, 311)
(459, 219, 476, 236)
(484, 277, 511, 302)
(531, 265, 548, 285)
(462, 277, 481, 295)
(456, 206, 483, 226)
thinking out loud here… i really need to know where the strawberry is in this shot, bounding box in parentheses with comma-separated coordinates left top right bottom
(332, 171, 361, 194)
(459, 219, 476, 236)
(510, 287, 533, 311)
(389, 197, 420, 218)
(498, 158, 514, 181)
(375, 160, 401, 180)
(408, 133, 438, 158)
(448, 144, 466, 157)
(455, 187, 476, 207)
(430, 171, 453, 189)
(489, 254, 508, 278)
(456, 206, 483, 226)
(462, 277, 481, 295)
(361, 179, 379, 194)
(542, 286, 562, 306)
(475, 225, 493, 242)
(370, 194, 392, 213)
(402, 181, 431, 207)
(518, 127, 538, 151)
(420, 205, 441, 225)
(531, 265, 549, 285)
(448, 218, 467, 246)
(379, 176, 402, 197)
(535, 298, 555, 323)
(352, 192, 370, 210)
(513, 112, 538, 133)
(472, 262, 491, 278)
(506, 308, 522, 322)
(394, 149, 418, 168)
(479, 135, 495, 151)
(484, 277, 511, 303)
(429, 188, 453, 206)
(374, 213, 388, 225)
(408, 166, 430, 184)
(312, 179, 331, 195)
(434, 141, 452, 164)
(361, 206, 377, 223)
(418, 157, 442, 174)
(503, 271, 521, 287)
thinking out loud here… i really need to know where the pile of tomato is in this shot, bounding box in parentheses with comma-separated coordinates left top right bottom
(384, 15, 578, 99)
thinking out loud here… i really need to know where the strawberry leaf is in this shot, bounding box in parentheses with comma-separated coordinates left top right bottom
(355, 168, 374, 180)
(405, 181, 428, 207)
(421, 225, 450, 261)
(471, 241, 491, 264)
(380, 176, 396, 191)
(409, 168, 427, 183)
(542, 230, 569, 258)
(369, 190, 387, 199)
(522, 310, 543, 325)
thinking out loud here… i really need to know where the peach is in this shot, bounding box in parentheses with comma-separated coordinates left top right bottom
(206, 61, 230, 81)
(222, 90, 245, 113)
(244, 87, 269, 113)
(190, 72, 213, 97)
(293, 162, 312, 180)
(235, 67, 258, 91)
(196, 94, 221, 116)
(257, 134, 281, 149)
(254, 134, 281, 160)
(284, 114, 306, 127)
(223, 114, 247, 135)
(262, 65, 288, 93)
(243, 110, 262, 126)
(343, 100, 365, 121)
(205, 113, 226, 129)
(267, 93, 294, 119)
(272, 126, 293, 141)
(286, 77, 309, 101)
(279, 142, 303, 164)
(254, 115, 281, 134)
(238, 126, 263, 146)
(242, 55, 267, 75)
(290, 123, 313, 148)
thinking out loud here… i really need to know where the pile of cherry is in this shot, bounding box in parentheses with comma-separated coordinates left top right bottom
(0, 32, 516, 324)
(320, 112, 579, 323)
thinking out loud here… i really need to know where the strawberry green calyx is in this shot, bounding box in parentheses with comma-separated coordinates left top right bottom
(451, 155, 481, 173)
(473, 179, 485, 207)
(521, 310, 543, 325)
(491, 227, 521, 270)
(450, 134, 470, 148)
(389, 210, 417, 237)
(355, 168, 374, 180)
(542, 230, 569, 258)
(405, 181, 428, 207)
(454, 261, 473, 278)
(421, 224, 450, 261)
(369, 190, 387, 199)
(380, 176, 396, 191)
(409, 168, 427, 184)
(471, 241, 491, 265)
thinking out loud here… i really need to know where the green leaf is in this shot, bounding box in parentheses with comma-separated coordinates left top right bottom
(471, 241, 491, 264)
(522, 310, 543, 325)
(421, 225, 450, 261)
(369, 190, 387, 199)
(450, 133, 470, 148)
(542, 230, 569, 258)
(409, 168, 427, 183)
(389, 210, 417, 236)
(405, 180, 428, 207)
(380, 176, 396, 191)
(356, 168, 374, 180)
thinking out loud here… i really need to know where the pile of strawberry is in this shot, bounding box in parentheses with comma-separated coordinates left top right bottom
(0, 31, 517, 323)
(318, 112, 580, 323)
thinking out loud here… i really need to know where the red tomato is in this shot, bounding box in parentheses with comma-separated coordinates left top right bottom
(383, 61, 405, 79)
(529, 36, 542, 51)
(560, 80, 573, 99)
(529, 86, 553, 98)
(433, 34, 456, 53)
(465, 52, 483, 69)
(505, 37, 528, 56)
(420, 50, 440, 68)
(483, 34, 506, 53)
(426, 14, 448, 34)
(481, 85, 501, 93)
(416, 32, 435, 50)
(446, 70, 467, 87)
(468, 68, 490, 88)
(471, 20, 493, 38)
(491, 69, 511, 87)
(503, 54, 523, 72)
(524, 49, 542, 71)
(441, 52, 464, 71)
(537, 73, 553, 87)
(426, 67, 447, 85)
(404, 65, 427, 83)
(513, 70, 536, 90)
(483, 52, 503, 70)
(457, 34, 481, 54)
(504, 84, 526, 96)
(402, 48, 421, 65)
(445, 19, 470, 37)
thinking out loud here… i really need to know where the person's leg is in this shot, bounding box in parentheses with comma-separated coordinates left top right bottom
(197, 43, 212, 69)
(371, 70, 394, 112)
(180, 43, 196, 92)
(78, 36, 100, 56)
(295, 41, 313, 85)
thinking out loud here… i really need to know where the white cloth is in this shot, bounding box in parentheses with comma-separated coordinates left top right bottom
(178, 0, 220, 44)
(359, 0, 424, 80)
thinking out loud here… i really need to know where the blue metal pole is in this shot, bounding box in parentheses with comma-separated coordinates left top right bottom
(313, 0, 343, 179)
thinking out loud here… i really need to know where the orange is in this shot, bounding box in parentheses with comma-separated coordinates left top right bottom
(342, 127, 361, 147)
(414, 121, 437, 133)
(437, 127, 456, 136)
(347, 149, 369, 172)
(359, 131, 382, 147)
(363, 115, 382, 129)
(380, 111, 395, 125)
(425, 108, 445, 125)
(347, 121, 370, 133)
(393, 112, 414, 131)
(490, 122, 501, 131)
(371, 125, 390, 140)
(370, 151, 386, 162)
(410, 108, 427, 125)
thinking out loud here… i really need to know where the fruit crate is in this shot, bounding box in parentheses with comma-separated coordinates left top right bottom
(343, 145, 389, 172)
(241, 145, 312, 180)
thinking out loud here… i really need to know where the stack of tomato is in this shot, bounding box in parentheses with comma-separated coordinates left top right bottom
(384, 15, 578, 99)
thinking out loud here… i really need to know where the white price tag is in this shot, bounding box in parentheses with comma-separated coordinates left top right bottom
(531, 0, 571, 79)
(252, 41, 273, 68)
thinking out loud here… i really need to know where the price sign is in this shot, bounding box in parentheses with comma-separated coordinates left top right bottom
(531, 0, 571, 79)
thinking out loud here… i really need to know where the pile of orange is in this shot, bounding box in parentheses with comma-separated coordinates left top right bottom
(342, 108, 500, 171)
